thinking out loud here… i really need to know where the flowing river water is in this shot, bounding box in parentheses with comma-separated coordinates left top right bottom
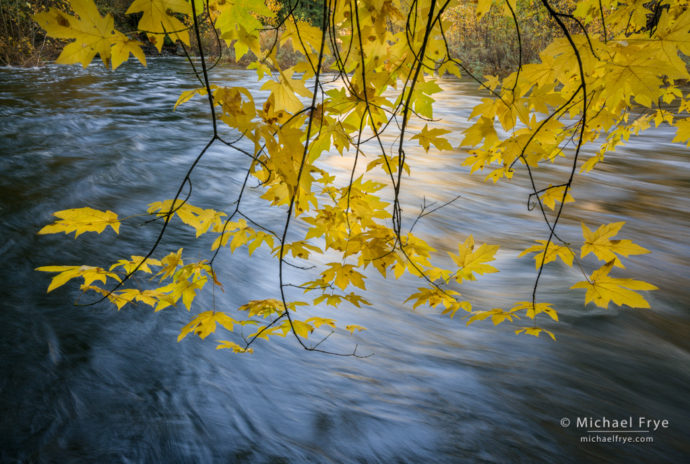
(1, 58, 688, 463)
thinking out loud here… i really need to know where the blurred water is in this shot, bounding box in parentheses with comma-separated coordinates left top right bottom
(0, 58, 688, 463)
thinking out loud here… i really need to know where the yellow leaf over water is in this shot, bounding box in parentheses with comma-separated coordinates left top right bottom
(411, 124, 453, 152)
(519, 240, 574, 269)
(540, 185, 574, 211)
(449, 236, 499, 283)
(178, 311, 237, 342)
(581, 222, 649, 268)
(36, 265, 121, 292)
(216, 340, 253, 353)
(345, 324, 367, 334)
(571, 261, 657, 309)
(515, 327, 556, 341)
(39, 207, 120, 238)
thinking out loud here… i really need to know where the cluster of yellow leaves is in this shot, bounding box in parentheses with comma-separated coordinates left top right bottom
(33, 0, 670, 351)
(457, 220, 655, 336)
(465, 302, 557, 340)
(518, 221, 655, 311)
(148, 200, 225, 237)
(146, 200, 278, 255)
(39, 207, 120, 237)
(156, 260, 211, 310)
(405, 287, 471, 318)
(461, 0, 690, 175)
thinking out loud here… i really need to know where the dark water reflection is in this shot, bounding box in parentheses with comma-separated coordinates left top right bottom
(0, 58, 688, 463)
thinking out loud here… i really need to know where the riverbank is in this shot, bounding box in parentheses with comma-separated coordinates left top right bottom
(3, 0, 555, 73)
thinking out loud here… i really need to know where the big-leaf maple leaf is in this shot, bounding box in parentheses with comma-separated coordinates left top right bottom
(449, 235, 499, 283)
(36, 265, 121, 292)
(38, 207, 120, 237)
(178, 311, 237, 341)
(540, 185, 574, 210)
(581, 222, 649, 268)
(571, 261, 657, 309)
(519, 240, 574, 269)
(411, 124, 453, 152)
(126, 0, 191, 52)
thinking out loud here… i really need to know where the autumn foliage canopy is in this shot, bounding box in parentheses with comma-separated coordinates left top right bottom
(33, 0, 690, 354)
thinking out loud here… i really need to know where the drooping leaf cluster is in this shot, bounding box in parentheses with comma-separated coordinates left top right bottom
(34, 0, 685, 353)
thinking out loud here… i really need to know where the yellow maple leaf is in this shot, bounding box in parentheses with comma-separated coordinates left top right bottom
(475, 0, 495, 20)
(105, 288, 161, 311)
(519, 240, 574, 269)
(571, 261, 657, 309)
(321, 263, 366, 291)
(441, 300, 472, 318)
(515, 327, 556, 340)
(510, 301, 558, 321)
(411, 124, 453, 152)
(404, 287, 461, 310)
(345, 324, 367, 334)
(126, 0, 191, 52)
(581, 222, 649, 267)
(237, 299, 285, 318)
(35, 0, 113, 67)
(36, 265, 121, 292)
(261, 68, 311, 114)
(109, 255, 161, 274)
(483, 74, 501, 91)
(281, 18, 323, 56)
(173, 86, 213, 110)
(305, 317, 337, 329)
(461, 116, 499, 148)
(177, 311, 237, 341)
(157, 270, 207, 310)
(111, 35, 146, 69)
(345, 292, 371, 308)
(285, 320, 314, 338)
(277, 241, 322, 260)
(449, 235, 499, 283)
(672, 118, 690, 146)
(247, 231, 275, 256)
(214, 0, 273, 52)
(38, 207, 120, 238)
(540, 185, 575, 210)
(216, 340, 253, 353)
(467, 308, 518, 326)
(157, 248, 183, 280)
(313, 293, 342, 307)
(599, 47, 665, 108)
(149, 200, 226, 237)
